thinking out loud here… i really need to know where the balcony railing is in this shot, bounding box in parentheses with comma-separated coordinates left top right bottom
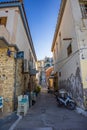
(0, 25, 10, 44)
(28, 61, 38, 75)
(80, 2, 87, 18)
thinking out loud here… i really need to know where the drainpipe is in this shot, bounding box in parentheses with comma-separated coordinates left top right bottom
(14, 58, 17, 111)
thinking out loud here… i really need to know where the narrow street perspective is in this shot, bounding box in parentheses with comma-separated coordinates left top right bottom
(14, 87, 87, 130)
(0, 0, 87, 130)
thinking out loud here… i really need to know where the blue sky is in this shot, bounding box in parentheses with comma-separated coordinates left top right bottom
(24, 0, 61, 60)
(0, 0, 61, 60)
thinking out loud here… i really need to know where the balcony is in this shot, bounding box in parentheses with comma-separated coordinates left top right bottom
(0, 25, 10, 47)
(29, 68, 38, 76)
(29, 61, 38, 76)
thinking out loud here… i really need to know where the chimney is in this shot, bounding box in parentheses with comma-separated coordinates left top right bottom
(19, 0, 23, 3)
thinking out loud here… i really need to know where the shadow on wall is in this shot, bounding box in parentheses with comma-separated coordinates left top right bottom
(59, 67, 84, 107)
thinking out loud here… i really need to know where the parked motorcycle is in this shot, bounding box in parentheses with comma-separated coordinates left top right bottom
(56, 89, 76, 110)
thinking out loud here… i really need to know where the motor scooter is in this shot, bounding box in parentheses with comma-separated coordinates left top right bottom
(56, 89, 76, 110)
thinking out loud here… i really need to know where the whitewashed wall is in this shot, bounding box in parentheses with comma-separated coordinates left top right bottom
(15, 12, 30, 59)
(0, 7, 17, 42)
(15, 11, 36, 68)
(70, 0, 87, 104)
(54, 0, 80, 78)
(53, 0, 86, 108)
(0, 7, 36, 69)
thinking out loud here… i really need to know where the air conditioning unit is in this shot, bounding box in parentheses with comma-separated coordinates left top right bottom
(23, 59, 28, 73)
(28, 61, 33, 70)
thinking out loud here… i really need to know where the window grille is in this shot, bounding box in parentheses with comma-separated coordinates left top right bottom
(79, 0, 87, 18)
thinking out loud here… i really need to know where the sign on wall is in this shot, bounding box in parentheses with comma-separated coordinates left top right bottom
(16, 51, 24, 59)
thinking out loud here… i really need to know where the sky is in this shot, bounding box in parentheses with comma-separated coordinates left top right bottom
(0, 0, 61, 60)
(24, 0, 61, 60)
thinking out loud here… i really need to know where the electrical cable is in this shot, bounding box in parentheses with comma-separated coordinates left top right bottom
(53, 47, 87, 70)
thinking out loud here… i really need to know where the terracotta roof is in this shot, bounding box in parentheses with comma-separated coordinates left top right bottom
(46, 66, 53, 78)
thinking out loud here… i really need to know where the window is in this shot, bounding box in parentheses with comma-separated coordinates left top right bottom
(46, 64, 50, 68)
(59, 72, 61, 77)
(67, 44, 72, 57)
(85, 4, 87, 12)
(0, 17, 7, 26)
(56, 42, 58, 56)
(59, 32, 62, 48)
(29, 51, 32, 62)
(79, 0, 87, 18)
(54, 49, 56, 61)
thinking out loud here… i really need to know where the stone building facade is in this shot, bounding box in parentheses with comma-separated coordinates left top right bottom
(0, 0, 37, 114)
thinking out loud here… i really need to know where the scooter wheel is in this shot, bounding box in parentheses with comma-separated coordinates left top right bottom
(57, 101, 62, 107)
(67, 102, 76, 110)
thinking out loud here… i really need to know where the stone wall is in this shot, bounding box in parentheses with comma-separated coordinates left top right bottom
(0, 47, 15, 113)
(13, 59, 24, 110)
(0, 47, 30, 114)
(15, 59, 24, 96)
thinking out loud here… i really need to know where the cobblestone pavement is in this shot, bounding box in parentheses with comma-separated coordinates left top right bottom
(14, 88, 87, 130)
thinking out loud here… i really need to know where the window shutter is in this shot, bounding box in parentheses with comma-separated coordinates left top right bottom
(0, 17, 7, 26)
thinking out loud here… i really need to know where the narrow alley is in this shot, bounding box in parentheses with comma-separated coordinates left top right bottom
(14, 88, 87, 130)
(0, 1, 87, 130)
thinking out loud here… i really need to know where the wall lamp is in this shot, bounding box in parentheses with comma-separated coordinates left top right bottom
(7, 48, 11, 57)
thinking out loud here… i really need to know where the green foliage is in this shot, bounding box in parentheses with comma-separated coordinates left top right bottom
(34, 86, 41, 94)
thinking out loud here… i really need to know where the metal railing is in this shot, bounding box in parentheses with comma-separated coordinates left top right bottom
(80, 3, 87, 18)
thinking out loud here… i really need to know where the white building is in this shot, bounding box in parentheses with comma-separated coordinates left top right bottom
(44, 57, 53, 70)
(36, 60, 45, 85)
(0, 0, 37, 113)
(51, 0, 87, 109)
